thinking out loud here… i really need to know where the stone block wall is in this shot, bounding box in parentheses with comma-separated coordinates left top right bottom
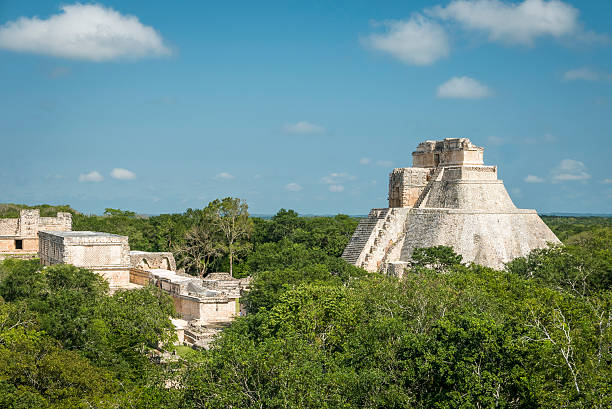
(129, 251, 176, 271)
(38, 232, 66, 266)
(64, 235, 130, 269)
(0, 210, 72, 238)
(388, 168, 432, 207)
(39, 231, 131, 288)
(412, 138, 484, 168)
(1, 210, 72, 256)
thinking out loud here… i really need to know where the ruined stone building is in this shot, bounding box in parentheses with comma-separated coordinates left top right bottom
(38, 231, 249, 346)
(39, 231, 132, 287)
(342, 138, 560, 273)
(0, 209, 71, 260)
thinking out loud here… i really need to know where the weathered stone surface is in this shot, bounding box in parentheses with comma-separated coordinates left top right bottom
(342, 138, 561, 272)
(0, 210, 71, 259)
(129, 250, 176, 271)
(38, 231, 131, 287)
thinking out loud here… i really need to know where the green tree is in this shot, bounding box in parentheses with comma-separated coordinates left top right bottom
(175, 223, 221, 277)
(205, 197, 254, 276)
(410, 245, 464, 272)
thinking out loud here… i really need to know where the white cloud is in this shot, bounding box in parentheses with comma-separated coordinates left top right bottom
(543, 133, 556, 143)
(551, 159, 590, 182)
(283, 121, 325, 135)
(563, 67, 612, 82)
(79, 170, 103, 182)
(362, 14, 450, 65)
(524, 174, 544, 183)
(359, 157, 372, 165)
(321, 172, 356, 184)
(285, 182, 303, 192)
(437, 76, 492, 99)
(110, 168, 136, 180)
(0, 4, 170, 61)
(602, 179, 612, 184)
(377, 160, 394, 167)
(215, 172, 235, 180)
(329, 185, 345, 192)
(428, 0, 579, 45)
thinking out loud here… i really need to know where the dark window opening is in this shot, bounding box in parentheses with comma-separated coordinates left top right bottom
(15, 239, 23, 250)
(434, 154, 440, 167)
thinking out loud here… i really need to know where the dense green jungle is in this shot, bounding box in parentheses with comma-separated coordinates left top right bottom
(0, 202, 611, 408)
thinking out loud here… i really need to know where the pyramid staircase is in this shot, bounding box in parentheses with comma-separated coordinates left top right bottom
(413, 167, 444, 208)
(359, 209, 402, 271)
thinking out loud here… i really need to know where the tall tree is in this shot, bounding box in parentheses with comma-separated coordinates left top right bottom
(175, 223, 220, 277)
(206, 198, 253, 276)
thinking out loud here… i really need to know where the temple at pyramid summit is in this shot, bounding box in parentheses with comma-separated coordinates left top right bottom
(342, 138, 560, 273)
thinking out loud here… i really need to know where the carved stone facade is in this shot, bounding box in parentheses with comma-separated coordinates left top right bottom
(39, 231, 131, 287)
(388, 168, 431, 207)
(343, 138, 561, 272)
(129, 250, 176, 272)
(37, 229, 250, 346)
(0, 210, 71, 259)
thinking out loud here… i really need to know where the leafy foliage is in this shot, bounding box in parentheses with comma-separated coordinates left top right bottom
(1, 201, 611, 407)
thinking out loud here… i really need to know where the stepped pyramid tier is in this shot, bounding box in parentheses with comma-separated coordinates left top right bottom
(342, 138, 560, 272)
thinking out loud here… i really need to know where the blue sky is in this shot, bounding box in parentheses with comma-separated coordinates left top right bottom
(0, 0, 611, 215)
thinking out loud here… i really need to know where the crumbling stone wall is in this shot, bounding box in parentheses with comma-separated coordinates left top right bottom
(388, 168, 432, 207)
(0, 210, 72, 257)
(129, 251, 176, 271)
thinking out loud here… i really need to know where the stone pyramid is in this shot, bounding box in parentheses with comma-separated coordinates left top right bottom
(342, 138, 560, 273)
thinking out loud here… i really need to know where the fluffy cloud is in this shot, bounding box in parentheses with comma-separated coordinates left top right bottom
(215, 172, 235, 180)
(0, 4, 170, 61)
(359, 157, 372, 165)
(362, 15, 450, 65)
(285, 182, 303, 191)
(329, 185, 345, 192)
(563, 67, 612, 82)
(437, 76, 492, 99)
(78, 171, 103, 182)
(283, 121, 325, 135)
(110, 168, 136, 180)
(428, 0, 579, 45)
(551, 159, 590, 182)
(524, 174, 544, 183)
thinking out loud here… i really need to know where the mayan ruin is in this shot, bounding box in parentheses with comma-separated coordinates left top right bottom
(0, 209, 72, 260)
(342, 138, 561, 273)
(38, 229, 250, 347)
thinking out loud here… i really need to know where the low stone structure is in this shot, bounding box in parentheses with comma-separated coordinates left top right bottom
(342, 138, 561, 272)
(130, 266, 249, 325)
(35, 227, 251, 347)
(129, 260, 250, 348)
(38, 231, 131, 288)
(130, 250, 176, 271)
(0, 209, 71, 259)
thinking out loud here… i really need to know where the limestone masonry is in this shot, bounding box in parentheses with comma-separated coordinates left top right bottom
(0, 209, 71, 259)
(342, 138, 561, 272)
(39, 231, 131, 287)
(38, 230, 249, 348)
